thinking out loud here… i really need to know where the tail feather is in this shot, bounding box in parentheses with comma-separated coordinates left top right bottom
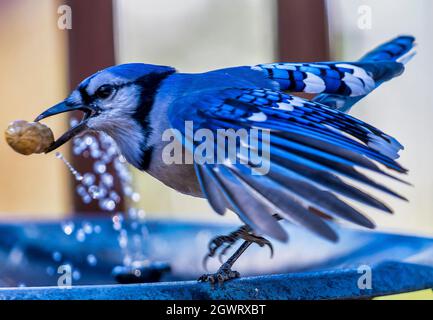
(360, 35, 416, 62)
(313, 35, 416, 112)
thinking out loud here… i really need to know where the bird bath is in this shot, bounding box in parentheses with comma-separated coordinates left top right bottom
(1, 219, 433, 300)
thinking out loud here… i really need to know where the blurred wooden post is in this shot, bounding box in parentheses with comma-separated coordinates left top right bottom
(66, 0, 125, 214)
(277, 0, 330, 62)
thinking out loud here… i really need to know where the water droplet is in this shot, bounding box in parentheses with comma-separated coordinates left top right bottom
(73, 137, 82, 145)
(52, 251, 62, 262)
(82, 222, 93, 234)
(112, 214, 123, 230)
(110, 191, 121, 203)
(46, 266, 55, 276)
(84, 136, 94, 146)
(82, 194, 92, 204)
(76, 229, 86, 242)
(88, 185, 100, 199)
(107, 146, 118, 156)
(94, 225, 102, 234)
(61, 221, 75, 235)
(72, 269, 81, 280)
(86, 254, 97, 266)
(137, 210, 146, 220)
(128, 208, 137, 219)
(94, 161, 106, 174)
(100, 199, 116, 211)
(55, 152, 84, 182)
(82, 173, 95, 186)
(8, 247, 23, 265)
(118, 230, 128, 248)
(112, 214, 124, 224)
(122, 186, 132, 197)
(73, 146, 82, 156)
(91, 149, 101, 159)
(101, 154, 113, 164)
(131, 192, 140, 202)
(76, 185, 87, 196)
(70, 118, 79, 127)
(123, 255, 132, 267)
(90, 141, 99, 150)
(134, 269, 142, 277)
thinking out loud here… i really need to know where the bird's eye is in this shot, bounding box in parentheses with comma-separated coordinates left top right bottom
(95, 85, 114, 99)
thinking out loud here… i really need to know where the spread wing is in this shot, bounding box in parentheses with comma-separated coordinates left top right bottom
(167, 87, 408, 242)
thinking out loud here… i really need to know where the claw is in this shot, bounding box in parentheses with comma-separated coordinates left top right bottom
(218, 251, 225, 264)
(199, 221, 280, 287)
(202, 224, 275, 269)
(254, 236, 274, 258)
(198, 263, 240, 287)
(203, 234, 237, 267)
(202, 254, 210, 271)
(203, 235, 234, 270)
(218, 241, 235, 263)
(240, 233, 274, 258)
(265, 241, 274, 258)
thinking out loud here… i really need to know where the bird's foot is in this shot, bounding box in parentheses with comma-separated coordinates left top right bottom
(202, 225, 273, 269)
(198, 262, 240, 286)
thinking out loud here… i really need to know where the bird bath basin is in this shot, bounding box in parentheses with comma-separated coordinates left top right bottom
(0, 218, 433, 300)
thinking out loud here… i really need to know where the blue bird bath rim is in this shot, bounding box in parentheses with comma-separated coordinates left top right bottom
(0, 218, 433, 300)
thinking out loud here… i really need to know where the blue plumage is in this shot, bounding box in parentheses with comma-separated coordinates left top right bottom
(314, 35, 416, 111)
(251, 36, 415, 112)
(360, 35, 415, 62)
(34, 35, 416, 283)
(36, 36, 415, 245)
(166, 37, 414, 242)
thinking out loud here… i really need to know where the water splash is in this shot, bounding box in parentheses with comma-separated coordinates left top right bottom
(55, 119, 149, 273)
(55, 152, 83, 181)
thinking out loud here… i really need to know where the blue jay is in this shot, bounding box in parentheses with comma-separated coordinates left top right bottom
(36, 36, 415, 284)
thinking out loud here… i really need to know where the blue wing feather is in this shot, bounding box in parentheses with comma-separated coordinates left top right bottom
(168, 86, 408, 241)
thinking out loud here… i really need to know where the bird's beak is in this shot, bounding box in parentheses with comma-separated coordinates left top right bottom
(35, 101, 97, 153)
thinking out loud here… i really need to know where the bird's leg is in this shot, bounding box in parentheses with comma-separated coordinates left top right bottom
(202, 214, 282, 268)
(199, 215, 282, 286)
(198, 240, 252, 286)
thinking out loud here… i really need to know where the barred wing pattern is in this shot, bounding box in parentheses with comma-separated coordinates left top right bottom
(168, 87, 408, 242)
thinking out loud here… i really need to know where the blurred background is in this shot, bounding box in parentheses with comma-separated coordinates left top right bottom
(0, 0, 432, 235)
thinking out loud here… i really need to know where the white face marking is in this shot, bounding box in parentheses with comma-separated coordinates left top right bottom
(85, 71, 128, 96)
(87, 116, 145, 168)
(75, 71, 148, 168)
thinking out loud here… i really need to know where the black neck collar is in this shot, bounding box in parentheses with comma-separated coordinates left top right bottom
(133, 69, 175, 170)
